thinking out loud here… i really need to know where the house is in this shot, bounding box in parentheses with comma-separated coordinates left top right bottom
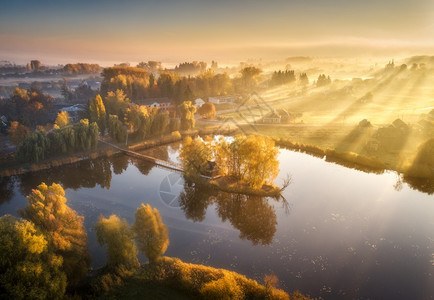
(208, 95, 238, 105)
(262, 111, 281, 124)
(262, 109, 298, 124)
(59, 104, 87, 123)
(134, 98, 171, 110)
(194, 98, 205, 107)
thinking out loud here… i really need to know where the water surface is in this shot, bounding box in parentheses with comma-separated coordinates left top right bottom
(0, 146, 433, 299)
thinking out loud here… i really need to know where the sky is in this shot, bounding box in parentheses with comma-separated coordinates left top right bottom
(0, 0, 433, 65)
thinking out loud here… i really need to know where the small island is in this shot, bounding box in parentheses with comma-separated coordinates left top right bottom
(180, 134, 286, 197)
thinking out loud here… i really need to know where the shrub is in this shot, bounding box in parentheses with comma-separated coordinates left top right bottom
(171, 130, 182, 140)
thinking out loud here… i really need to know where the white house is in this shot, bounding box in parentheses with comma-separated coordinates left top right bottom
(194, 98, 205, 107)
(135, 98, 171, 110)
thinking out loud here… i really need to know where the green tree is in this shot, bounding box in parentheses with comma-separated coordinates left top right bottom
(133, 204, 169, 263)
(7, 121, 30, 146)
(17, 130, 47, 163)
(89, 94, 106, 134)
(197, 102, 216, 119)
(0, 215, 66, 300)
(95, 214, 139, 269)
(150, 111, 169, 136)
(21, 183, 90, 287)
(54, 111, 71, 128)
(108, 114, 127, 143)
(178, 101, 196, 130)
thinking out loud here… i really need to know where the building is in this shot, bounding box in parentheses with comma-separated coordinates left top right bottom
(59, 104, 87, 123)
(208, 95, 238, 105)
(262, 111, 281, 124)
(262, 109, 297, 124)
(194, 98, 205, 107)
(134, 98, 171, 110)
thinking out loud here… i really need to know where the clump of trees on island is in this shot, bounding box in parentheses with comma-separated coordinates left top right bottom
(180, 135, 280, 190)
(0, 182, 297, 299)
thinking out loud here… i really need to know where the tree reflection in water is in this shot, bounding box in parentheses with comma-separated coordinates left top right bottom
(179, 181, 290, 245)
(18, 157, 113, 196)
(0, 176, 15, 205)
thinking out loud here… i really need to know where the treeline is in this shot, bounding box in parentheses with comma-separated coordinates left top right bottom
(62, 63, 102, 75)
(270, 70, 296, 86)
(100, 66, 234, 105)
(174, 61, 207, 76)
(17, 119, 99, 163)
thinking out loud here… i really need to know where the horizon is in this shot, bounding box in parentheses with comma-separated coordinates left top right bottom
(1, 0, 433, 66)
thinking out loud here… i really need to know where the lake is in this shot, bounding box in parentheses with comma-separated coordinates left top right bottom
(0, 144, 433, 299)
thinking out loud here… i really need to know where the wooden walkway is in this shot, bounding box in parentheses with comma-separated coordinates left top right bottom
(99, 139, 185, 173)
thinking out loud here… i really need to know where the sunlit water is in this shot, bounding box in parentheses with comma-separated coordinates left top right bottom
(0, 145, 433, 299)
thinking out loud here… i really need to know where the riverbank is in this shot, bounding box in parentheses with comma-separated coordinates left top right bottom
(0, 125, 240, 178)
(97, 256, 304, 300)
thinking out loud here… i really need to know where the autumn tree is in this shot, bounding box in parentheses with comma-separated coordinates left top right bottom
(104, 89, 130, 117)
(54, 111, 71, 128)
(0, 215, 66, 300)
(178, 101, 196, 130)
(20, 183, 90, 287)
(95, 214, 139, 269)
(7, 121, 30, 146)
(179, 136, 212, 180)
(214, 135, 279, 189)
(133, 204, 169, 263)
(238, 135, 279, 189)
(89, 94, 106, 134)
(197, 102, 216, 119)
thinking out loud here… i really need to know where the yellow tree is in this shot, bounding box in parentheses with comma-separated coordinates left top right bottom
(178, 101, 196, 130)
(104, 89, 130, 117)
(95, 214, 139, 269)
(197, 102, 216, 119)
(179, 136, 212, 180)
(21, 182, 90, 287)
(0, 215, 66, 300)
(89, 94, 106, 134)
(238, 135, 279, 189)
(54, 110, 71, 128)
(133, 204, 169, 263)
